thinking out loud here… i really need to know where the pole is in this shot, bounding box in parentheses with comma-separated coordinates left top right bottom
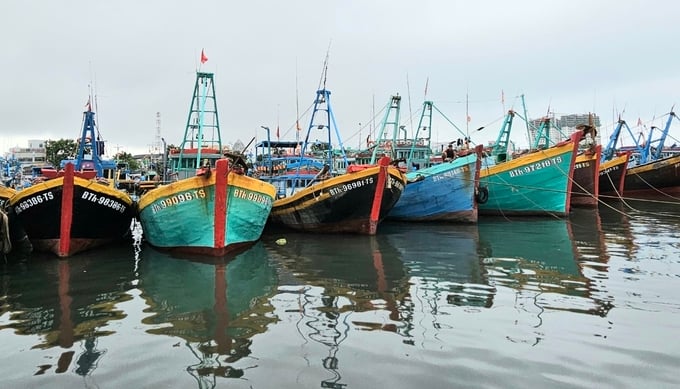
(261, 126, 271, 173)
(161, 137, 167, 182)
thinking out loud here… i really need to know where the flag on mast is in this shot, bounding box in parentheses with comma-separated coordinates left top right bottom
(276, 125, 280, 139)
(200, 49, 208, 64)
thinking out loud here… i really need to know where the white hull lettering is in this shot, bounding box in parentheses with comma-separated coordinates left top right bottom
(82, 190, 128, 213)
(151, 189, 206, 214)
(15, 192, 55, 215)
(508, 156, 564, 178)
(329, 177, 375, 196)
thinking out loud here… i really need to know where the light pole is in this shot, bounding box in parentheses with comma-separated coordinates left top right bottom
(260, 126, 272, 173)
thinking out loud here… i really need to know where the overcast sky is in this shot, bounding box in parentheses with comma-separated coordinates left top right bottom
(2, 0, 679, 155)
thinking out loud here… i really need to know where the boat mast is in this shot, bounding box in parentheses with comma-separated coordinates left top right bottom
(74, 93, 105, 176)
(178, 72, 221, 170)
(370, 95, 401, 164)
(301, 49, 347, 167)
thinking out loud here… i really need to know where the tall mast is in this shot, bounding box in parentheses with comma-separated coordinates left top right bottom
(178, 72, 221, 170)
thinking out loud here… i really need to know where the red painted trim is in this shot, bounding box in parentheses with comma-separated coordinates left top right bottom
(564, 132, 582, 214)
(58, 261, 74, 347)
(618, 151, 631, 194)
(214, 159, 228, 249)
(59, 163, 75, 257)
(369, 157, 390, 235)
(213, 264, 230, 353)
(592, 144, 602, 199)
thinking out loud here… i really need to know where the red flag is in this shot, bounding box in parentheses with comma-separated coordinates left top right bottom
(467, 115, 471, 123)
(85, 97, 92, 112)
(637, 117, 643, 126)
(200, 49, 208, 64)
(276, 125, 280, 139)
(296, 120, 301, 131)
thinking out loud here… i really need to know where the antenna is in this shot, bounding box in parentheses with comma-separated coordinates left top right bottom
(317, 41, 332, 91)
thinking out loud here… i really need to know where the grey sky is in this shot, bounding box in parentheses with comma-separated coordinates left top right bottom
(2, 0, 678, 155)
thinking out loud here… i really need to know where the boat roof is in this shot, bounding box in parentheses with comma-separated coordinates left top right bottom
(255, 140, 302, 148)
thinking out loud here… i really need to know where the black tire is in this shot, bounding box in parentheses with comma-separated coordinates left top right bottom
(475, 186, 489, 204)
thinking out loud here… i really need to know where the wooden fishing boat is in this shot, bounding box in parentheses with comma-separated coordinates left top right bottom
(269, 155, 405, 234)
(259, 86, 405, 235)
(389, 147, 482, 222)
(598, 151, 630, 199)
(624, 153, 680, 196)
(381, 98, 484, 222)
(137, 71, 276, 256)
(602, 111, 680, 197)
(571, 144, 602, 207)
(7, 103, 135, 257)
(478, 110, 584, 216)
(528, 113, 601, 207)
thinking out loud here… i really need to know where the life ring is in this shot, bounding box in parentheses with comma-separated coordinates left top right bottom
(475, 186, 489, 204)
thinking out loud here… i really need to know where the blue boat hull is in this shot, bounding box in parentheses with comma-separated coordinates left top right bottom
(388, 149, 481, 222)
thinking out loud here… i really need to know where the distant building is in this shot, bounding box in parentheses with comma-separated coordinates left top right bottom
(528, 113, 602, 146)
(9, 139, 47, 171)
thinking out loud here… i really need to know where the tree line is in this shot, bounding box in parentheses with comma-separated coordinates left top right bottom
(45, 138, 140, 170)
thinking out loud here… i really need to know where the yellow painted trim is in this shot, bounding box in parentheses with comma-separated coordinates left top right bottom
(627, 154, 680, 175)
(575, 152, 597, 163)
(137, 172, 276, 209)
(599, 154, 628, 171)
(8, 177, 133, 206)
(272, 166, 404, 211)
(0, 186, 16, 198)
(481, 141, 573, 178)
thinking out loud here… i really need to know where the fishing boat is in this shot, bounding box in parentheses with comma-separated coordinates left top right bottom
(377, 97, 483, 222)
(598, 151, 630, 199)
(571, 144, 602, 207)
(137, 71, 276, 256)
(7, 102, 135, 257)
(528, 113, 601, 207)
(261, 87, 406, 235)
(609, 112, 680, 197)
(478, 110, 584, 216)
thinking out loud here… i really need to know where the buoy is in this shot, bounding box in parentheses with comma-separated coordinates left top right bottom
(275, 238, 287, 246)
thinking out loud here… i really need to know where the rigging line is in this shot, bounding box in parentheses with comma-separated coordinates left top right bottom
(597, 172, 641, 216)
(343, 101, 391, 145)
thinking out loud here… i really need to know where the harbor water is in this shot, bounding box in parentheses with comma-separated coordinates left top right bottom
(1, 199, 679, 388)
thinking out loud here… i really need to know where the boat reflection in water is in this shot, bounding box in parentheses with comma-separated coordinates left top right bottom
(380, 222, 489, 309)
(262, 230, 408, 389)
(477, 210, 614, 336)
(0, 247, 137, 380)
(137, 241, 279, 387)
